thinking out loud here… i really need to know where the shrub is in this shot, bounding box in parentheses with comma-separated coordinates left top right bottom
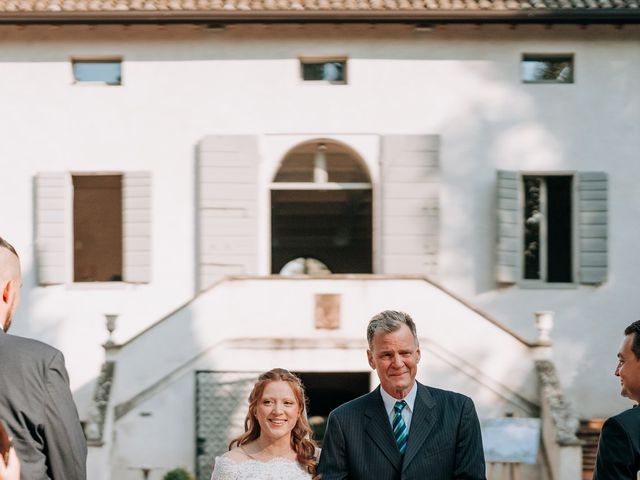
(163, 467, 194, 480)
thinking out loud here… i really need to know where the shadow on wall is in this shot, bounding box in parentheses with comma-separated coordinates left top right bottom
(439, 48, 636, 297)
(437, 61, 563, 296)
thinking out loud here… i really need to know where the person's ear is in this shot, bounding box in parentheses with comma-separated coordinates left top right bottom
(1, 280, 12, 306)
(367, 350, 375, 369)
(415, 347, 421, 364)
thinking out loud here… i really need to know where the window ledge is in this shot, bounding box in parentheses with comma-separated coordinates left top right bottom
(66, 281, 147, 291)
(516, 281, 577, 290)
(72, 82, 122, 87)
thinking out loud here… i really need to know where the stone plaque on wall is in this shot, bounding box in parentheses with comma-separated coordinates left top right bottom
(315, 294, 341, 329)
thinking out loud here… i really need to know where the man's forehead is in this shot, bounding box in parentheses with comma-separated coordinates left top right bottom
(619, 335, 635, 356)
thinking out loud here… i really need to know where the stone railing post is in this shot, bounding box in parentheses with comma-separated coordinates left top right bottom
(85, 314, 120, 480)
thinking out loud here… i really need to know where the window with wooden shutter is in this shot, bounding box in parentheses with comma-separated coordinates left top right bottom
(35, 171, 151, 285)
(495, 171, 607, 286)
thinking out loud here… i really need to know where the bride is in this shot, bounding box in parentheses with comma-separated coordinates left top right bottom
(211, 368, 318, 480)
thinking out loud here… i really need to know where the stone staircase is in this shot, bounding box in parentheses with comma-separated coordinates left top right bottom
(577, 419, 604, 480)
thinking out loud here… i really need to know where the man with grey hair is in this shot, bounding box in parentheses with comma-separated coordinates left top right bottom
(0, 236, 87, 480)
(318, 310, 486, 479)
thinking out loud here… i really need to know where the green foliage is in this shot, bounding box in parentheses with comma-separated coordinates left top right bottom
(163, 467, 194, 480)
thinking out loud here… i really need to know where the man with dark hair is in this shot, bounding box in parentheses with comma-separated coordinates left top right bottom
(318, 310, 486, 479)
(0, 237, 87, 480)
(593, 320, 640, 479)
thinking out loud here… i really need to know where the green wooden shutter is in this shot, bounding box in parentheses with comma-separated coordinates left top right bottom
(577, 172, 608, 285)
(122, 172, 151, 283)
(380, 135, 440, 276)
(35, 172, 70, 285)
(197, 135, 260, 290)
(496, 170, 520, 285)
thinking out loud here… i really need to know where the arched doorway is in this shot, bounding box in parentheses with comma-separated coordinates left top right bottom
(271, 139, 373, 274)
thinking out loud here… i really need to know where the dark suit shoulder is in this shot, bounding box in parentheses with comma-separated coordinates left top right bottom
(610, 406, 640, 423)
(0, 333, 62, 362)
(606, 406, 640, 433)
(421, 383, 473, 406)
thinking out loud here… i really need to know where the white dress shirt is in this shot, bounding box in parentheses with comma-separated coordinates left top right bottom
(379, 381, 418, 434)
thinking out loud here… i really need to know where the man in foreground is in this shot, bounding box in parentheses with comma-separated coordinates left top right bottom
(593, 320, 640, 479)
(0, 237, 87, 480)
(318, 310, 486, 479)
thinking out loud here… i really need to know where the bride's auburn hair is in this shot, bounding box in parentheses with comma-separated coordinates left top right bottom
(229, 368, 318, 475)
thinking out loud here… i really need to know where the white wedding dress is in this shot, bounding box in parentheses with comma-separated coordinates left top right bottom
(210, 456, 313, 480)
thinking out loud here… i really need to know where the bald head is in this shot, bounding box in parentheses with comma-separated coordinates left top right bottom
(0, 238, 20, 283)
(0, 237, 21, 331)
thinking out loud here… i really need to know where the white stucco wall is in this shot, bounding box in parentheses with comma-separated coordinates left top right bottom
(0, 22, 638, 429)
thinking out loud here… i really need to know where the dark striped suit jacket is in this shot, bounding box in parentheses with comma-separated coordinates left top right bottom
(318, 382, 486, 480)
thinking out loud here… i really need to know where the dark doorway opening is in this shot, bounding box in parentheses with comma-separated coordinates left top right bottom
(295, 371, 370, 445)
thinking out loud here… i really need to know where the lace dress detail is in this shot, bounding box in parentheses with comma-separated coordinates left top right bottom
(210, 456, 312, 480)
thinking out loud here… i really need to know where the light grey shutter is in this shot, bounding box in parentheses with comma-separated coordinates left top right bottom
(577, 172, 607, 285)
(380, 135, 439, 276)
(496, 171, 520, 284)
(35, 172, 70, 285)
(122, 172, 151, 283)
(197, 135, 259, 290)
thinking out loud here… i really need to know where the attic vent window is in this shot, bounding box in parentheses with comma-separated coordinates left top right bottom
(72, 59, 122, 86)
(521, 54, 573, 84)
(301, 58, 347, 84)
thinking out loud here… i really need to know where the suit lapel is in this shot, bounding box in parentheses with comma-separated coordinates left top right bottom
(402, 383, 437, 470)
(364, 387, 403, 472)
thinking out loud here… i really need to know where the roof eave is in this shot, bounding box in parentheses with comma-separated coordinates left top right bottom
(0, 8, 639, 24)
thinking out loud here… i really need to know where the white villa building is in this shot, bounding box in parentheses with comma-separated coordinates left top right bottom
(0, 2, 639, 478)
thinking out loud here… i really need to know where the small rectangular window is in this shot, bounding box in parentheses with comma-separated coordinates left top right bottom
(300, 58, 347, 84)
(523, 175, 573, 283)
(72, 59, 122, 85)
(73, 174, 123, 282)
(521, 54, 573, 84)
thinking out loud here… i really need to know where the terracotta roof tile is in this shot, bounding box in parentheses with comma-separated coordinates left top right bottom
(0, 0, 638, 22)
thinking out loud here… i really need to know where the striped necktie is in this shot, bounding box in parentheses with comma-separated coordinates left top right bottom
(393, 400, 408, 455)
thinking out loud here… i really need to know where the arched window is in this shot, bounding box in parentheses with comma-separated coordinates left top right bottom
(271, 140, 372, 274)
